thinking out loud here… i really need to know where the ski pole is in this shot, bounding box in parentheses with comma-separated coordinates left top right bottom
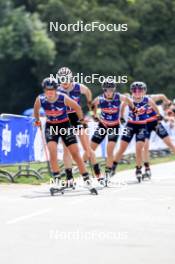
(38, 125, 51, 174)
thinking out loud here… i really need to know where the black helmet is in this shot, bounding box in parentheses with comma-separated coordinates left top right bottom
(57, 67, 73, 83)
(130, 81, 147, 92)
(102, 78, 116, 90)
(42, 77, 58, 90)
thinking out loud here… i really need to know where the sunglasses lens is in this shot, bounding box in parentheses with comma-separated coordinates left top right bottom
(132, 88, 142, 93)
(104, 88, 115, 92)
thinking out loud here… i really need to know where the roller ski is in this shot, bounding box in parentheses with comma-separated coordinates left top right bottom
(136, 167, 142, 183)
(103, 169, 123, 188)
(50, 176, 98, 196)
(50, 186, 65, 196)
(50, 177, 76, 196)
(142, 168, 151, 180)
(104, 168, 113, 187)
(50, 182, 65, 196)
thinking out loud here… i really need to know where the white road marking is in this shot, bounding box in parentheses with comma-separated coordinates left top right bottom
(6, 208, 52, 225)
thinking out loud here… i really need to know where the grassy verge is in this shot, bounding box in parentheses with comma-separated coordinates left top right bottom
(116, 155, 175, 172)
(0, 155, 174, 185)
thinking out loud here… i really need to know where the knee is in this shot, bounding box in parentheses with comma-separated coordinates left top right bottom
(144, 145, 149, 152)
(63, 147, 69, 155)
(144, 142, 149, 150)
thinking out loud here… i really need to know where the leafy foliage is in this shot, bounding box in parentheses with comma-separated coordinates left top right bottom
(0, 0, 175, 114)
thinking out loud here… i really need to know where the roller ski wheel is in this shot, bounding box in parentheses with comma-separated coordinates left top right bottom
(136, 169, 142, 183)
(137, 176, 142, 183)
(50, 187, 55, 196)
(49, 187, 65, 196)
(105, 179, 108, 187)
(104, 175, 108, 187)
(90, 188, 98, 195)
(142, 173, 146, 180)
(104, 172, 111, 187)
(99, 180, 105, 187)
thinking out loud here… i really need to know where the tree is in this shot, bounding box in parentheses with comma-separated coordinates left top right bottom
(0, 1, 56, 113)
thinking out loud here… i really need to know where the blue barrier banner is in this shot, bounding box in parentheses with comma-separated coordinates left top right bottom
(0, 116, 37, 164)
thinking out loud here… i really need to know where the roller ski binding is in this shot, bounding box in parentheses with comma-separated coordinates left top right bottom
(84, 178, 98, 195)
(97, 175, 105, 187)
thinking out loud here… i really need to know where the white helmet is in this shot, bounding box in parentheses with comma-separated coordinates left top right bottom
(57, 67, 73, 83)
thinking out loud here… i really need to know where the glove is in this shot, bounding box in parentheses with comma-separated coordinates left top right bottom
(132, 106, 138, 114)
(92, 115, 100, 122)
(166, 101, 172, 107)
(79, 119, 88, 129)
(34, 119, 41, 127)
(156, 114, 163, 122)
(87, 101, 92, 111)
(82, 122, 88, 129)
(120, 117, 126, 124)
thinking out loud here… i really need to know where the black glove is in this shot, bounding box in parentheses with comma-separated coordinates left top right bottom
(165, 100, 172, 107)
(131, 106, 138, 115)
(120, 117, 126, 124)
(157, 114, 163, 122)
(79, 119, 88, 129)
(87, 101, 92, 111)
(92, 115, 100, 122)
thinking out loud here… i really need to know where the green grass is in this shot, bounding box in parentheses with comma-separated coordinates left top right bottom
(0, 154, 174, 185)
(116, 155, 175, 172)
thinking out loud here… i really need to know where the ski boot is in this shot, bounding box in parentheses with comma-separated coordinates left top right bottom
(66, 177, 76, 189)
(63, 168, 75, 189)
(111, 162, 118, 177)
(142, 167, 151, 180)
(96, 175, 105, 187)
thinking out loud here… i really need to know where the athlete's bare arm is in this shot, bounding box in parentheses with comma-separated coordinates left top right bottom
(33, 97, 41, 120)
(91, 97, 99, 117)
(64, 94, 84, 121)
(120, 102, 127, 119)
(148, 98, 161, 115)
(80, 84, 92, 109)
(120, 95, 135, 110)
(150, 94, 171, 105)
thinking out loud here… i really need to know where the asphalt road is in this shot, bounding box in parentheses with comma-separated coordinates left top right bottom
(0, 161, 175, 264)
